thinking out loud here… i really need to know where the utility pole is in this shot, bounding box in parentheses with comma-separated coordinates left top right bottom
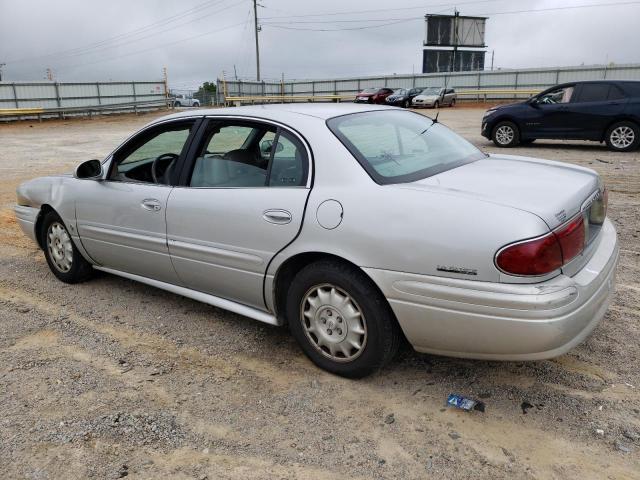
(450, 9, 459, 74)
(490, 50, 495, 71)
(0, 63, 5, 81)
(253, 0, 261, 81)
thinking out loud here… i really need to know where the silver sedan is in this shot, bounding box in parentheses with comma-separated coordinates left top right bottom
(15, 104, 618, 378)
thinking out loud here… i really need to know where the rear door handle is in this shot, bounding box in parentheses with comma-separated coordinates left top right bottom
(263, 209, 292, 224)
(141, 198, 162, 212)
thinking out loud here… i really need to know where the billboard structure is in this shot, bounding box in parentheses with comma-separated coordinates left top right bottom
(422, 13, 487, 73)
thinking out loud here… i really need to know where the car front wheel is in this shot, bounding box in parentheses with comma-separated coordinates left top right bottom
(41, 211, 94, 284)
(605, 121, 639, 152)
(492, 121, 520, 147)
(450, 98, 456, 107)
(403, 99, 410, 108)
(287, 260, 401, 378)
(433, 100, 439, 109)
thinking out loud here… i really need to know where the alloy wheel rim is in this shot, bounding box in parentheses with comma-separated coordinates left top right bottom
(496, 125, 514, 145)
(610, 126, 634, 148)
(300, 284, 367, 362)
(47, 222, 73, 273)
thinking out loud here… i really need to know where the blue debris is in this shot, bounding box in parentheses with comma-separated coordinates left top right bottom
(447, 393, 485, 412)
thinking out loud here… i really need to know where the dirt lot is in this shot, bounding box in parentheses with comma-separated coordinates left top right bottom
(1, 108, 639, 479)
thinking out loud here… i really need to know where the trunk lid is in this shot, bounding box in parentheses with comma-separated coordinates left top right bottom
(402, 154, 600, 229)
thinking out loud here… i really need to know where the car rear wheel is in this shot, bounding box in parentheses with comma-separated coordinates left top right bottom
(492, 121, 520, 147)
(605, 121, 639, 152)
(41, 211, 94, 284)
(286, 260, 401, 378)
(450, 98, 456, 107)
(174, 101, 181, 108)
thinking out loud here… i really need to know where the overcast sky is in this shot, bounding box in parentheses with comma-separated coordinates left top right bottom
(1, 0, 639, 90)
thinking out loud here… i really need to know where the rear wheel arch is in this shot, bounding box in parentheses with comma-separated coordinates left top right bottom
(272, 252, 399, 326)
(601, 117, 639, 141)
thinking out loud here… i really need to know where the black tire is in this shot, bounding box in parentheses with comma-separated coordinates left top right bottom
(40, 211, 94, 284)
(193, 101, 200, 107)
(403, 99, 410, 108)
(491, 120, 520, 147)
(434, 100, 440, 109)
(174, 101, 181, 108)
(286, 260, 402, 378)
(450, 98, 456, 107)
(605, 121, 640, 152)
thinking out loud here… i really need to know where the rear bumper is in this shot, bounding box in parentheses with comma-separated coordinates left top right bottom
(364, 218, 618, 360)
(14, 205, 39, 244)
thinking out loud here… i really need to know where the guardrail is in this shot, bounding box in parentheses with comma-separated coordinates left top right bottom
(224, 89, 540, 106)
(0, 99, 171, 121)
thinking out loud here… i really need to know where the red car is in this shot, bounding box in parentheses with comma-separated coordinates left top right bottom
(354, 87, 394, 104)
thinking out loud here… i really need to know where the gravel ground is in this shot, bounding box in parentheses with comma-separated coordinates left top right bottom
(1, 107, 639, 479)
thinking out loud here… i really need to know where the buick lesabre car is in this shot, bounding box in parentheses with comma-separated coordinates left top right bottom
(15, 104, 618, 378)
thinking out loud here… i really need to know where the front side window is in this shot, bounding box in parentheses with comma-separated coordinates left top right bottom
(189, 121, 308, 188)
(111, 122, 193, 184)
(538, 86, 574, 104)
(327, 110, 485, 185)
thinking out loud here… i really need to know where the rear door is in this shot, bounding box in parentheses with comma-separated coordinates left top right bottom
(566, 83, 628, 139)
(166, 117, 312, 309)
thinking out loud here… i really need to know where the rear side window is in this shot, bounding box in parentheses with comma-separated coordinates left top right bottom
(576, 83, 611, 102)
(189, 121, 307, 188)
(608, 85, 625, 100)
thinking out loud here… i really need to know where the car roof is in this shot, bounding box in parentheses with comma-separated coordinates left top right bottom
(152, 102, 398, 124)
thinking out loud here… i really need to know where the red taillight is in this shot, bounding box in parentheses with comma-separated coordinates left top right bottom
(555, 215, 585, 264)
(496, 214, 585, 276)
(496, 233, 563, 276)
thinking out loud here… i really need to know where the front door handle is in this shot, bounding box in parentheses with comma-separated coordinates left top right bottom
(263, 209, 292, 225)
(141, 198, 162, 212)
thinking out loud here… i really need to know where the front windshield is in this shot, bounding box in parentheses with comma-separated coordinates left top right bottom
(422, 87, 441, 96)
(393, 89, 405, 94)
(327, 110, 485, 185)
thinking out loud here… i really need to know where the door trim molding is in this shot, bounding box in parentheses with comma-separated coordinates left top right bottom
(94, 266, 280, 326)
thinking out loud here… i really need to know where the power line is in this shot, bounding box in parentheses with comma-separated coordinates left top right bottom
(51, 20, 248, 74)
(259, 0, 501, 20)
(263, 1, 640, 31)
(266, 19, 418, 32)
(5, 0, 234, 64)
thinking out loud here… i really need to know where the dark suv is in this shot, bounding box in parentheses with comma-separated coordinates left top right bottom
(481, 80, 640, 151)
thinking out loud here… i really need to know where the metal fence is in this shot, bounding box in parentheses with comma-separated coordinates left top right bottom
(218, 63, 640, 103)
(0, 80, 168, 120)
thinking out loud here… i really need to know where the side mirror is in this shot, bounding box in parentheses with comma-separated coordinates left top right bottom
(74, 159, 103, 180)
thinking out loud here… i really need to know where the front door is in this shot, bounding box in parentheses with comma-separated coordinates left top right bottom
(75, 119, 198, 284)
(526, 84, 578, 138)
(166, 118, 311, 309)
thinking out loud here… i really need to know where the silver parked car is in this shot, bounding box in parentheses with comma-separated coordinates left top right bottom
(15, 104, 618, 378)
(412, 87, 456, 108)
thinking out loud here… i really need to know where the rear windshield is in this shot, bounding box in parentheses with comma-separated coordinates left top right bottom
(327, 110, 485, 184)
(360, 88, 378, 94)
